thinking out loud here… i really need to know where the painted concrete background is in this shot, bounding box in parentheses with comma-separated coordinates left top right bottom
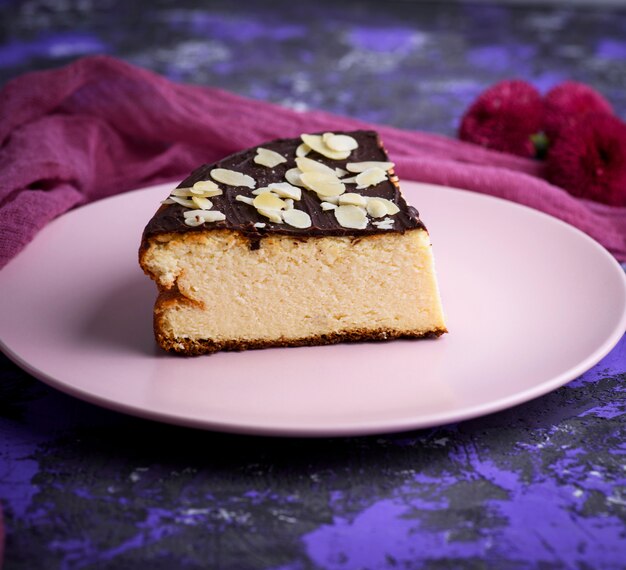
(1, 1, 625, 568)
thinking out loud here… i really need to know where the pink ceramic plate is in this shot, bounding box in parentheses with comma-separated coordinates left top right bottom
(1, 182, 625, 436)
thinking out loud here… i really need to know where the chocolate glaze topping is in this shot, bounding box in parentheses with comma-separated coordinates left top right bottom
(143, 131, 425, 242)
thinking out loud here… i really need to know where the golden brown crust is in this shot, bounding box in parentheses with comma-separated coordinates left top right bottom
(154, 324, 448, 356)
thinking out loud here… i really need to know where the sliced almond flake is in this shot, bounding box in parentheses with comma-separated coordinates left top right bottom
(284, 198, 294, 210)
(235, 195, 254, 205)
(257, 208, 283, 223)
(295, 143, 311, 157)
(170, 188, 194, 197)
(267, 182, 302, 200)
(320, 202, 338, 211)
(211, 168, 256, 188)
(346, 161, 395, 173)
(366, 198, 388, 219)
(322, 195, 340, 205)
(253, 222, 266, 228)
(300, 134, 350, 160)
(253, 192, 285, 211)
(283, 208, 312, 228)
(251, 187, 272, 195)
(334, 205, 368, 230)
(254, 147, 287, 168)
(338, 193, 368, 207)
(300, 171, 346, 198)
(161, 198, 176, 204)
(355, 167, 387, 189)
(339, 176, 357, 184)
(285, 168, 306, 187)
(374, 197, 400, 215)
(335, 167, 349, 177)
(170, 196, 196, 208)
(202, 210, 226, 222)
(373, 217, 395, 229)
(295, 156, 337, 176)
(184, 217, 205, 227)
(183, 209, 210, 218)
(191, 196, 213, 210)
(192, 180, 222, 195)
(323, 133, 359, 152)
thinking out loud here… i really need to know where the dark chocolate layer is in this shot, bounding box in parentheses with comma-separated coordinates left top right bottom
(143, 130, 425, 240)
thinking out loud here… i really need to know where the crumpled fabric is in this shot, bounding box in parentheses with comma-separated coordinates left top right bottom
(1, 55, 624, 267)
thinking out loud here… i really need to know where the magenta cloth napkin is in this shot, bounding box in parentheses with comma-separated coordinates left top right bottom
(1, 55, 625, 266)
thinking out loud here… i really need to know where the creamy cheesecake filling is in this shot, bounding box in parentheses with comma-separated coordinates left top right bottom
(142, 229, 445, 346)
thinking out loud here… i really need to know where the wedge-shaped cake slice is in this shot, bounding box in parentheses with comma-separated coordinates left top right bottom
(139, 130, 446, 355)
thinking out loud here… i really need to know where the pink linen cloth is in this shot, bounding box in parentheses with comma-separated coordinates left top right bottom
(0, 55, 624, 266)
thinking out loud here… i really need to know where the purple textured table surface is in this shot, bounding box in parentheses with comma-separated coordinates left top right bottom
(1, 1, 626, 568)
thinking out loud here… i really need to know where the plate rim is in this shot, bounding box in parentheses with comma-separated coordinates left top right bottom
(1, 181, 625, 437)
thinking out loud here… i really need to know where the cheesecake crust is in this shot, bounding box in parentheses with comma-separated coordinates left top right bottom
(155, 316, 447, 355)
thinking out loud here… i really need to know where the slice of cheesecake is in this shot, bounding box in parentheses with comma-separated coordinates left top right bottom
(139, 130, 446, 355)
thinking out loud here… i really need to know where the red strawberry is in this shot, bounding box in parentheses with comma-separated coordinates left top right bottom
(545, 113, 626, 207)
(544, 81, 614, 139)
(459, 80, 543, 158)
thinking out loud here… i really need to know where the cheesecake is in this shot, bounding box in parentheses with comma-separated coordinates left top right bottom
(139, 130, 446, 355)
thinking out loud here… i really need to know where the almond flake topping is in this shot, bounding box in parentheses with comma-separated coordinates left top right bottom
(285, 168, 306, 187)
(192, 180, 223, 196)
(346, 161, 395, 173)
(253, 222, 266, 228)
(202, 211, 227, 222)
(183, 209, 210, 218)
(169, 196, 196, 208)
(373, 217, 395, 229)
(210, 168, 256, 188)
(254, 147, 287, 168)
(235, 195, 254, 205)
(164, 180, 226, 222)
(253, 192, 285, 211)
(267, 182, 302, 200)
(295, 143, 311, 157)
(170, 188, 194, 197)
(184, 217, 204, 227)
(355, 167, 387, 189)
(366, 198, 388, 218)
(338, 193, 368, 207)
(257, 208, 283, 223)
(300, 134, 351, 160)
(191, 196, 213, 210)
(334, 205, 368, 230)
(295, 156, 337, 176)
(320, 202, 338, 211)
(374, 197, 400, 216)
(283, 208, 312, 229)
(169, 182, 222, 199)
(323, 133, 359, 152)
(183, 210, 226, 226)
(300, 171, 346, 198)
